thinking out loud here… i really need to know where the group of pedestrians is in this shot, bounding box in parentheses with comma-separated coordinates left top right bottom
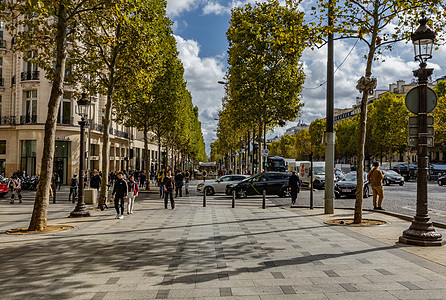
(156, 169, 191, 209)
(110, 172, 139, 219)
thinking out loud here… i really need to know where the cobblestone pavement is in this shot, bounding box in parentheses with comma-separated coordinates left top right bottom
(1, 182, 446, 299)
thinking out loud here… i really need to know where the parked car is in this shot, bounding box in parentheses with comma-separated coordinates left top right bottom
(226, 172, 292, 198)
(392, 163, 417, 181)
(197, 175, 249, 195)
(335, 171, 370, 199)
(380, 169, 404, 186)
(0, 178, 8, 197)
(438, 174, 446, 186)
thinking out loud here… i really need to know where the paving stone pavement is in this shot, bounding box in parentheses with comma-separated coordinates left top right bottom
(1, 184, 446, 299)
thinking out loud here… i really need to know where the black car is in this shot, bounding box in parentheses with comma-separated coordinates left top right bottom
(381, 169, 404, 186)
(226, 172, 292, 198)
(335, 171, 370, 199)
(438, 174, 446, 186)
(392, 163, 417, 181)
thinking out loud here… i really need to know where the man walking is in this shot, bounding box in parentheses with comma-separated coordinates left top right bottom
(288, 171, 301, 205)
(163, 170, 175, 209)
(69, 174, 78, 203)
(174, 170, 184, 198)
(367, 162, 385, 210)
(112, 172, 128, 219)
(158, 168, 166, 197)
(9, 175, 22, 204)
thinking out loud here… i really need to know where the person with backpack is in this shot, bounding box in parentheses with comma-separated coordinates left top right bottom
(174, 170, 184, 198)
(184, 170, 190, 195)
(157, 168, 166, 198)
(9, 175, 22, 204)
(111, 172, 128, 219)
(163, 170, 175, 209)
(69, 174, 79, 203)
(127, 175, 139, 214)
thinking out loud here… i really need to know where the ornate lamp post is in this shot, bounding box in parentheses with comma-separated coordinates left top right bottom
(399, 18, 443, 246)
(70, 93, 91, 218)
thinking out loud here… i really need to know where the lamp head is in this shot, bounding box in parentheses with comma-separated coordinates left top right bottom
(76, 93, 91, 119)
(411, 17, 435, 64)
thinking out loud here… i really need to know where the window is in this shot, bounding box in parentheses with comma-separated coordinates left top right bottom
(57, 92, 72, 124)
(23, 90, 37, 123)
(0, 95, 2, 119)
(0, 140, 5, 154)
(21, 140, 36, 176)
(0, 57, 3, 86)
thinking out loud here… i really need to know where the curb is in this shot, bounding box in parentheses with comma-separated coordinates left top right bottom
(290, 205, 446, 229)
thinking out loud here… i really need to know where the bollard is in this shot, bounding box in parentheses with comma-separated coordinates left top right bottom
(232, 190, 236, 208)
(203, 191, 206, 207)
(262, 190, 266, 209)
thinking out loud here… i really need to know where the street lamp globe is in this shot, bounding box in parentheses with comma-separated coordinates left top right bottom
(75, 93, 91, 120)
(412, 17, 435, 63)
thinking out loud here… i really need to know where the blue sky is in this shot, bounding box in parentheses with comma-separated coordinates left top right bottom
(166, 0, 446, 155)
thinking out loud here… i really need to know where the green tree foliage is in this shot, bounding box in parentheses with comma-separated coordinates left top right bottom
(294, 128, 312, 160)
(309, 0, 446, 223)
(366, 93, 409, 160)
(433, 82, 446, 148)
(75, 0, 168, 205)
(268, 135, 297, 158)
(309, 118, 326, 160)
(335, 117, 358, 162)
(223, 0, 307, 172)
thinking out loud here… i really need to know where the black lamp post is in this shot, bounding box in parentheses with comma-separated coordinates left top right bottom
(70, 93, 91, 218)
(399, 18, 443, 246)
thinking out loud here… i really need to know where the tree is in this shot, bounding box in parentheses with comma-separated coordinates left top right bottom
(309, 0, 446, 223)
(335, 117, 358, 163)
(433, 82, 446, 149)
(294, 128, 312, 160)
(309, 119, 326, 160)
(225, 0, 307, 172)
(5, 0, 105, 231)
(76, 0, 168, 206)
(366, 93, 409, 164)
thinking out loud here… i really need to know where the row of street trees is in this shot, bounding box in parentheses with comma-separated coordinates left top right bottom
(212, 0, 446, 224)
(2, 0, 205, 231)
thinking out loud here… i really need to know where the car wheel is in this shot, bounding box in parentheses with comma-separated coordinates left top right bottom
(335, 192, 341, 199)
(399, 182, 404, 186)
(239, 189, 247, 198)
(439, 180, 443, 186)
(0, 193, 5, 198)
(279, 188, 291, 198)
(363, 186, 369, 198)
(205, 186, 214, 196)
(384, 179, 390, 186)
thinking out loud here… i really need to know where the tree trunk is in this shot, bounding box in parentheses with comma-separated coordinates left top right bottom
(257, 122, 263, 174)
(354, 17, 378, 224)
(28, 4, 68, 231)
(143, 125, 150, 191)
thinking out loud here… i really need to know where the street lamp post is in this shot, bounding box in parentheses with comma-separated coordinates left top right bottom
(399, 18, 443, 246)
(70, 93, 91, 218)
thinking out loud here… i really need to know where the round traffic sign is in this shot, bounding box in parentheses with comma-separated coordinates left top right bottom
(405, 86, 438, 114)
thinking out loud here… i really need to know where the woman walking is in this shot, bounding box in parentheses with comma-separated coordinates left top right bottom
(127, 175, 139, 214)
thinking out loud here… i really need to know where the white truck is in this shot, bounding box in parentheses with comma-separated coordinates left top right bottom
(300, 162, 325, 189)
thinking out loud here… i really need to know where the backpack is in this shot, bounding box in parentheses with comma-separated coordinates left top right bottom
(71, 178, 78, 187)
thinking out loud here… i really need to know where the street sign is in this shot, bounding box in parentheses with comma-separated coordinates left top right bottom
(408, 116, 434, 126)
(262, 149, 269, 157)
(405, 86, 438, 114)
(408, 126, 435, 137)
(408, 137, 434, 148)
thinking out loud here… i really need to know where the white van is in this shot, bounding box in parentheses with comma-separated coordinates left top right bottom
(301, 162, 325, 188)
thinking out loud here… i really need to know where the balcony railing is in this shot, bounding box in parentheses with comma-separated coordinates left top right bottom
(0, 40, 6, 49)
(90, 122, 128, 138)
(20, 115, 37, 124)
(21, 71, 39, 81)
(1, 116, 16, 125)
(58, 116, 74, 125)
(0, 78, 4, 87)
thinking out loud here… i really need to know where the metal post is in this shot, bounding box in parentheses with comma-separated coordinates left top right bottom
(262, 189, 266, 209)
(203, 190, 206, 207)
(400, 63, 443, 246)
(232, 190, 235, 208)
(324, 0, 334, 215)
(70, 119, 91, 217)
(310, 152, 314, 210)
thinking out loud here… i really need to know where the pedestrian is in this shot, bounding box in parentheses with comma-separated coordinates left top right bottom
(9, 175, 22, 204)
(288, 171, 301, 205)
(163, 170, 175, 209)
(174, 170, 184, 197)
(69, 173, 78, 203)
(111, 172, 128, 219)
(140, 171, 146, 189)
(90, 169, 101, 191)
(367, 162, 385, 210)
(127, 175, 139, 214)
(184, 170, 190, 195)
(158, 168, 165, 198)
(202, 169, 207, 182)
(51, 172, 57, 203)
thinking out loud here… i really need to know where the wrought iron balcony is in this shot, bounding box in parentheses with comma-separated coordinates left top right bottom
(20, 115, 37, 124)
(1, 116, 16, 125)
(21, 71, 39, 81)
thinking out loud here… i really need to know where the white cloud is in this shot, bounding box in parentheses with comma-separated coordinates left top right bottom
(174, 35, 226, 155)
(166, 0, 201, 16)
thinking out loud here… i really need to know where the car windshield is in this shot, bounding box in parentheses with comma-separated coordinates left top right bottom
(384, 170, 399, 176)
(219, 176, 231, 182)
(313, 167, 325, 175)
(343, 172, 357, 181)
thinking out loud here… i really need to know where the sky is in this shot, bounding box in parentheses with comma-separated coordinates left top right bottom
(166, 0, 446, 155)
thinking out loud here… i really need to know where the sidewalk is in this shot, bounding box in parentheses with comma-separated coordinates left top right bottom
(1, 190, 446, 299)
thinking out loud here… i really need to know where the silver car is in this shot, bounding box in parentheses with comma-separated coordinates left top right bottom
(197, 175, 249, 195)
